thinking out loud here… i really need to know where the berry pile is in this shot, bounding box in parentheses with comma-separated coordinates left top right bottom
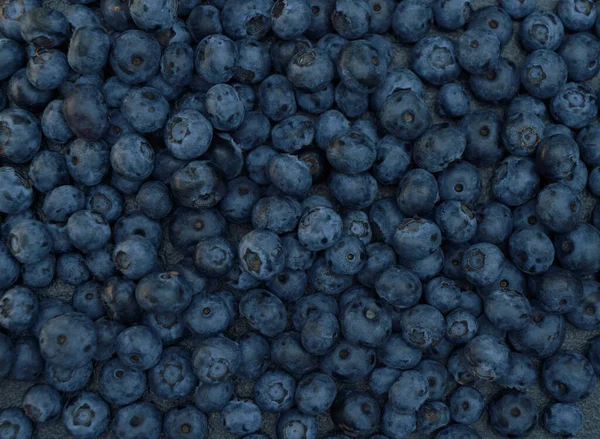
(0, 0, 600, 438)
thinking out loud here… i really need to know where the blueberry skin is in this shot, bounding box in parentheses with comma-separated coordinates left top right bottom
(186, 4, 221, 41)
(555, 223, 600, 275)
(502, 112, 544, 157)
(449, 385, 485, 425)
(542, 351, 596, 402)
(507, 94, 549, 121)
(98, 357, 147, 406)
(413, 123, 467, 173)
(520, 11, 564, 52)
(0, 286, 38, 333)
(170, 161, 226, 209)
(121, 87, 169, 134)
(239, 289, 287, 337)
(533, 267, 583, 314)
(41, 187, 80, 223)
(461, 110, 503, 167)
(221, 0, 271, 39)
(269, 0, 311, 40)
(149, 347, 198, 400)
(396, 169, 439, 217)
(551, 82, 598, 129)
(205, 83, 245, 131)
(371, 135, 410, 186)
(340, 296, 391, 348)
(32, 298, 73, 338)
(369, 367, 402, 395)
(492, 156, 539, 207)
(0, 38, 26, 80)
(40, 100, 74, 144)
(377, 333, 422, 371)
(473, 202, 513, 245)
(194, 380, 234, 413)
(22, 383, 62, 424)
(236, 332, 271, 380)
(56, 253, 90, 285)
(333, 82, 365, 118)
(536, 183, 581, 233)
(438, 425, 483, 439)
(557, 32, 600, 82)
(496, 352, 537, 391)
(470, 57, 519, 104)
(412, 35, 462, 86)
(258, 74, 297, 122)
(221, 400, 262, 436)
(0, 109, 41, 165)
(254, 370, 296, 412)
(62, 392, 110, 439)
(484, 288, 532, 331)
(162, 405, 207, 439)
(135, 271, 192, 315)
(63, 85, 109, 141)
(579, 124, 600, 167)
(435, 201, 477, 243)
(39, 312, 97, 369)
(135, 181, 172, 220)
(520, 49, 567, 100)
(110, 30, 161, 85)
(20, 7, 68, 47)
(8, 219, 52, 264)
(508, 228, 554, 275)
(26, 48, 69, 91)
(456, 28, 500, 75)
(417, 401, 451, 435)
(159, 42, 194, 87)
(541, 403, 584, 437)
(468, 6, 512, 47)
(376, 266, 422, 310)
(320, 338, 375, 382)
(489, 390, 538, 438)
(445, 308, 478, 344)
(129, 0, 176, 31)
(195, 34, 238, 84)
(462, 243, 505, 287)
(400, 304, 445, 349)
(111, 402, 162, 439)
(558, 0, 596, 31)
(7, 68, 55, 112)
(168, 207, 227, 256)
(509, 301, 566, 359)
(292, 293, 339, 331)
(438, 83, 471, 118)
(331, 390, 380, 437)
(218, 177, 261, 224)
(72, 281, 105, 320)
(337, 40, 388, 94)
(331, 0, 370, 40)
(371, 68, 425, 114)
(0, 408, 33, 439)
(392, 0, 432, 43)
(286, 48, 334, 93)
(114, 211, 162, 247)
(116, 325, 162, 371)
(267, 154, 312, 196)
(567, 280, 600, 330)
(67, 210, 112, 253)
(271, 331, 318, 374)
(143, 312, 186, 345)
(463, 334, 510, 382)
(99, 0, 135, 31)
(67, 25, 110, 75)
(93, 317, 125, 361)
(381, 403, 417, 439)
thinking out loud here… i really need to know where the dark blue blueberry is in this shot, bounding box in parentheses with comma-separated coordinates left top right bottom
(380, 90, 432, 140)
(168, 207, 226, 255)
(331, 0, 370, 39)
(65, 139, 110, 187)
(331, 390, 380, 437)
(369, 367, 402, 395)
(393, 217, 441, 261)
(375, 265, 422, 309)
(135, 271, 192, 315)
(0, 408, 33, 439)
(93, 317, 125, 361)
(507, 94, 549, 120)
(492, 156, 539, 207)
(381, 403, 416, 439)
(449, 386, 485, 425)
(98, 357, 147, 406)
(194, 380, 234, 413)
(8, 219, 51, 264)
(239, 289, 286, 337)
(42, 185, 84, 222)
(460, 109, 503, 167)
(193, 237, 235, 278)
(62, 392, 110, 439)
(532, 266, 583, 314)
(433, 0, 471, 29)
(236, 332, 270, 380)
(445, 308, 478, 344)
(254, 370, 296, 412)
(520, 49, 567, 100)
(508, 228, 554, 275)
(114, 211, 161, 247)
(437, 161, 481, 207)
(67, 210, 111, 253)
(436, 424, 480, 439)
(472, 202, 513, 245)
(340, 296, 391, 347)
(39, 312, 96, 369)
(266, 154, 312, 197)
(536, 183, 581, 233)
(292, 293, 339, 331)
(170, 161, 226, 209)
(7, 68, 55, 112)
(271, 331, 318, 374)
(63, 4, 101, 29)
(26, 48, 69, 91)
(489, 390, 538, 438)
(587, 334, 600, 375)
(412, 35, 462, 86)
(134, 181, 172, 220)
(555, 223, 600, 275)
(0, 38, 26, 80)
(435, 201, 477, 243)
(30, 149, 70, 194)
(542, 351, 595, 402)
(557, 32, 600, 82)
(377, 333, 422, 370)
(116, 325, 162, 371)
(558, 0, 596, 31)
(438, 82, 471, 118)
(194, 34, 237, 85)
(266, 269, 307, 303)
(120, 88, 169, 135)
(337, 40, 388, 94)
(341, 211, 371, 246)
(484, 288, 532, 331)
(502, 112, 544, 157)
(22, 383, 62, 424)
(10, 337, 43, 382)
(111, 402, 162, 439)
(463, 334, 510, 381)
(509, 300, 566, 359)
(495, 352, 537, 391)
(541, 403, 584, 437)
(0, 109, 41, 164)
(468, 5, 512, 46)
(0, 333, 13, 378)
(417, 401, 450, 435)
(457, 29, 500, 74)
(577, 123, 600, 167)
(32, 298, 72, 338)
(392, 0, 433, 43)
(520, 11, 564, 52)
(144, 312, 186, 345)
(20, 7, 68, 47)
(72, 281, 105, 320)
(193, 335, 240, 383)
(221, 400, 262, 436)
(163, 405, 207, 439)
(321, 339, 375, 382)
(389, 370, 429, 412)
(67, 25, 110, 74)
(470, 57, 519, 104)
(0, 286, 38, 333)
(110, 30, 161, 85)
(63, 85, 109, 141)
(414, 123, 466, 173)
(287, 48, 334, 93)
(551, 82, 598, 129)
(400, 304, 445, 349)
(423, 276, 461, 314)
(149, 347, 198, 400)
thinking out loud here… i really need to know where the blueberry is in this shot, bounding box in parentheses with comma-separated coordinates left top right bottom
(62, 392, 110, 439)
(412, 35, 462, 86)
(10, 337, 44, 382)
(381, 403, 417, 439)
(295, 372, 337, 416)
(380, 90, 432, 140)
(520, 11, 564, 52)
(555, 223, 600, 275)
(502, 112, 544, 157)
(587, 335, 600, 375)
(331, 390, 380, 437)
(509, 301, 566, 359)
(110, 30, 161, 84)
(221, 400, 262, 436)
(438, 83, 471, 118)
(65, 139, 110, 187)
(484, 288, 532, 331)
(135, 271, 192, 315)
(435, 201, 477, 243)
(254, 370, 296, 412)
(541, 403, 584, 437)
(39, 312, 96, 368)
(0, 286, 38, 333)
(272, 331, 318, 374)
(536, 183, 581, 233)
(331, 0, 370, 39)
(23, 253, 54, 286)
(551, 82, 598, 129)
(7, 68, 55, 112)
(377, 333, 422, 370)
(20, 7, 68, 47)
(542, 351, 595, 402)
(445, 308, 478, 344)
(93, 317, 125, 361)
(63, 85, 109, 141)
(464, 334, 510, 381)
(369, 367, 402, 395)
(267, 154, 312, 196)
(111, 402, 162, 439)
(116, 325, 162, 371)
(495, 352, 537, 391)
(375, 265, 422, 309)
(470, 57, 519, 104)
(400, 304, 445, 349)
(461, 109, 503, 167)
(22, 384, 62, 424)
(393, 0, 430, 44)
(194, 380, 233, 413)
(457, 29, 500, 74)
(390, 372, 429, 413)
(449, 385, 485, 425)
(114, 211, 162, 247)
(148, 347, 198, 400)
(489, 390, 538, 438)
(162, 405, 207, 439)
(98, 357, 147, 406)
(44, 186, 85, 223)
(417, 401, 451, 435)
(558, 0, 596, 31)
(287, 48, 334, 93)
(492, 156, 539, 207)
(508, 228, 554, 275)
